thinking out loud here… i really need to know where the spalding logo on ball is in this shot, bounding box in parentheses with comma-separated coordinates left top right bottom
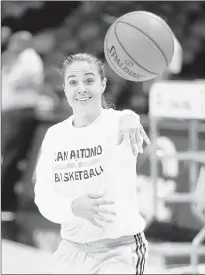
(104, 11, 175, 82)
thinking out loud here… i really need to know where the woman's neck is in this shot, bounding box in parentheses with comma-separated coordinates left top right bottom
(73, 108, 102, 128)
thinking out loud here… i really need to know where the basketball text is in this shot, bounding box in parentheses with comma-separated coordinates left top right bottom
(54, 166, 104, 182)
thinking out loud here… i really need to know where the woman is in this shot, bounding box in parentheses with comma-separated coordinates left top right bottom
(34, 53, 149, 274)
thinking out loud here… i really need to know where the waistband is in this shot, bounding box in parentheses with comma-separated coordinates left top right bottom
(64, 232, 146, 253)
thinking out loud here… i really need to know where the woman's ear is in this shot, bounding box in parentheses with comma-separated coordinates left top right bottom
(102, 78, 107, 94)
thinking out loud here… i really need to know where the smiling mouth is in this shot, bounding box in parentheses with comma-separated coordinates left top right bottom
(76, 97, 92, 102)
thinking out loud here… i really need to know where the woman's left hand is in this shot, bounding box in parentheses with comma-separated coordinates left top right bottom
(117, 114, 151, 156)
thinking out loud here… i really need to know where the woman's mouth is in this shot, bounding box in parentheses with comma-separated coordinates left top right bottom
(76, 97, 92, 102)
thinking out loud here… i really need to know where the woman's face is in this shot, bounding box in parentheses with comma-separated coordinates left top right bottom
(64, 61, 106, 115)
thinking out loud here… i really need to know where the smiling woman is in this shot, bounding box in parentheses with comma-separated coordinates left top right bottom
(34, 52, 150, 274)
(62, 54, 107, 127)
(62, 53, 109, 119)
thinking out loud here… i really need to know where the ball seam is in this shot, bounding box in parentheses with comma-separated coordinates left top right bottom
(104, 25, 137, 81)
(117, 20, 168, 70)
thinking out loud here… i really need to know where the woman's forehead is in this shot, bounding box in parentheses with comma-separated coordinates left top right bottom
(65, 61, 98, 77)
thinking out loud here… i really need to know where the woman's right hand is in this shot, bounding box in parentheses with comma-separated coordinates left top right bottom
(71, 193, 116, 228)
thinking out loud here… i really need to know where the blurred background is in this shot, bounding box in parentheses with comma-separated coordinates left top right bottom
(1, 1, 205, 274)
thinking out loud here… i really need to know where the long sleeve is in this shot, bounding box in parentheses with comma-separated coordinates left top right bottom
(119, 109, 143, 143)
(120, 109, 141, 126)
(34, 129, 75, 224)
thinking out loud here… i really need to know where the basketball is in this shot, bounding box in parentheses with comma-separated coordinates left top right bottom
(104, 11, 175, 82)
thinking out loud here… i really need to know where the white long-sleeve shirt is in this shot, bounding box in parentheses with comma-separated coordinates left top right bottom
(34, 108, 145, 243)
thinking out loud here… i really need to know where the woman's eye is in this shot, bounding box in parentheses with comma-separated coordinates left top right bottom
(85, 78, 94, 85)
(69, 80, 77, 86)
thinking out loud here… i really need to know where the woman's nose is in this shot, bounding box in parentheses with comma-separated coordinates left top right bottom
(77, 83, 87, 94)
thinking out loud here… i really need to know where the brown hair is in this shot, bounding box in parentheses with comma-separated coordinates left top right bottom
(62, 53, 110, 109)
